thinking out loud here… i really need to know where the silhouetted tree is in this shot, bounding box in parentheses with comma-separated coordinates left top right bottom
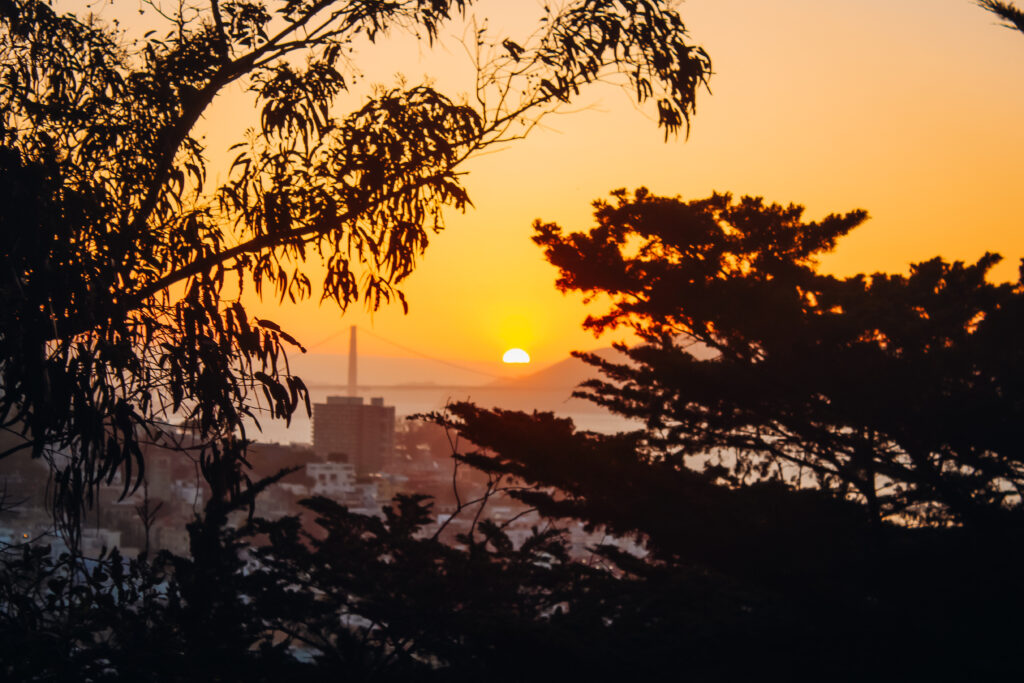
(434, 399, 1024, 679)
(520, 189, 1024, 530)
(1, 491, 629, 682)
(418, 189, 1024, 676)
(0, 1, 711, 527)
(978, 0, 1024, 35)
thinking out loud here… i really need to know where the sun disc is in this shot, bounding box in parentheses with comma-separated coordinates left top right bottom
(502, 348, 531, 364)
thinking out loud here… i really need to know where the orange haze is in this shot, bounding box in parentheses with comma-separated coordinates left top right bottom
(176, 0, 1024, 368)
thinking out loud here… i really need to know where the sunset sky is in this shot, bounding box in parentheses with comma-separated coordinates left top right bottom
(214, 0, 1024, 375)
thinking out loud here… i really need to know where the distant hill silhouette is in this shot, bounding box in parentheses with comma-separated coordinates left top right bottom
(486, 347, 626, 390)
(487, 341, 718, 391)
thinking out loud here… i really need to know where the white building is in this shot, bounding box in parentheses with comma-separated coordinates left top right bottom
(307, 461, 357, 497)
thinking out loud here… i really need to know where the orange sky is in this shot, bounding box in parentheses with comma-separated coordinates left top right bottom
(208, 0, 1024, 373)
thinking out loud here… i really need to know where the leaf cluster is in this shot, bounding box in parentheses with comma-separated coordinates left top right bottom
(1, 493, 629, 682)
(978, 0, 1024, 34)
(427, 401, 1024, 679)
(532, 188, 1024, 527)
(0, 1, 712, 527)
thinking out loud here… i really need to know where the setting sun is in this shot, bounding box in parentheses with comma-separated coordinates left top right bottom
(502, 348, 531, 364)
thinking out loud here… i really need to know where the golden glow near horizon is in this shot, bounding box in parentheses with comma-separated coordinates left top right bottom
(227, 0, 1024, 368)
(502, 348, 531, 364)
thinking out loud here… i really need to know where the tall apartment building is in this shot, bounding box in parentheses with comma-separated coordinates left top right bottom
(312, 396, 395, 475)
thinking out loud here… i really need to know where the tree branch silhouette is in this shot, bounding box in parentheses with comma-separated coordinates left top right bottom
(978, 0, 1024, 35)
(0, 0, 711, 530)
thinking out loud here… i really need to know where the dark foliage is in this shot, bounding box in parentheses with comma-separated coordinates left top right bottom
(5, 179, 1023, 677)
(0, 1, 711, 527)
(407, 187, 1024, 677)
(409, 401, 1023, 680)
(978, 0, 1024, 35)
(1, 493, 621, 682)
(530, 189, 1024, 529)
(5, 2, 1023, 678)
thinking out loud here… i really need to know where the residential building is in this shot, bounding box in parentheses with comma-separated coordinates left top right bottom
(312, 396, 395, 475)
